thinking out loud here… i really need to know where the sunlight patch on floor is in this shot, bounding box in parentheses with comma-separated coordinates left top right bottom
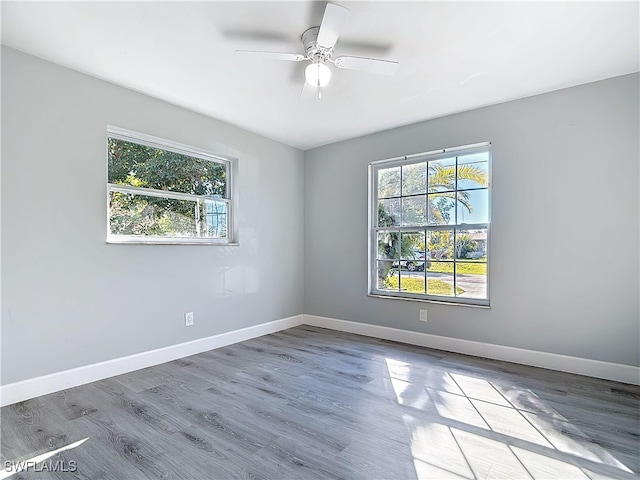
(426, 388, 491, 430)
(452, 427, 533, 479)
(520, 411, 633, 472)
(406, 421, 474, 478)
(449, 372, 512, 407)
(470, 399, 552, 447)
(512, 446, 590, 479)
(385, 356, 635, 479)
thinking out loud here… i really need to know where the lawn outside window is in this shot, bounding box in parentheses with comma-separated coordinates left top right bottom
(369, 143, 491, 307)
(106, 126, 238, 245)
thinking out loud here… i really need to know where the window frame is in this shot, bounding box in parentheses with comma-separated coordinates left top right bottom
(368, 142, 491, 307)
(106, 126, 239, 245)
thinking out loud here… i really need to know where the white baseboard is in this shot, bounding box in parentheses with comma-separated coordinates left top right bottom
(303, 314, 640, 385)
(0, 315, 304, 407)
(3, 312, 637, 407)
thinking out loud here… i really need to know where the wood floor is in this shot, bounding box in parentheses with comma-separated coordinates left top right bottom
(1, 326, 638, 479)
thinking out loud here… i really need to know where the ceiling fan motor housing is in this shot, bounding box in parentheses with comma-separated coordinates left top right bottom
(302, 27, 334, 62)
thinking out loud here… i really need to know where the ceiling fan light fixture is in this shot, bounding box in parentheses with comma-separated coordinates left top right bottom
(305, 61, 331, 87)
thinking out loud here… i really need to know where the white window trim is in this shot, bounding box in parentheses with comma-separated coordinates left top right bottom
(368, 142, 491, 307)
(106, 126, 239, 245)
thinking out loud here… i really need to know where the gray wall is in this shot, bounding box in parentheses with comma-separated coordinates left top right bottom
(1, 47, 305, 384)
(304, 73, 640, 367)
(3, 47, 638, 387)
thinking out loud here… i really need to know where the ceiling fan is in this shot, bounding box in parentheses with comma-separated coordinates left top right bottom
(235, 3, 399, 98)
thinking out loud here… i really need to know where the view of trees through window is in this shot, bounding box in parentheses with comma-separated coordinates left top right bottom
(107, 136, 229, 241)
(373, 147, 490, 304)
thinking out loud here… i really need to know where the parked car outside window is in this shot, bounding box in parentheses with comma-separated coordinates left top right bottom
(393, 249, 431, 272)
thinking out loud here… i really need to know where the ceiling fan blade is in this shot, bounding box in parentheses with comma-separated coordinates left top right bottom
(334, 56, 399, 75)
(316, 3, 350, 49)
(235, 50, 306, 62)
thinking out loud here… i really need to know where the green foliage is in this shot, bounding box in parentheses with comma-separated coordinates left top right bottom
(427, 230, 453, 260)
(109, 191, 201, 237)
(428, 163, 488, 192)
(377, 205, 423, 282)
(377, 205, 400, 265)
(428, 163, 487, 220)
(377, 167, 400, 198)
(108, 138, 227, 237)
(108, 139, 226, 195)
(377, 202, 398, 229)
(455, 233, 478, 259)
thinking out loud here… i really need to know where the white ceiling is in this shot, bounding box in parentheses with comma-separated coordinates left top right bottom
(2, 1, 638, 150)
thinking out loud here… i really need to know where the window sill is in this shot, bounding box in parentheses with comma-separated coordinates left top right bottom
(107, 236, 238, 246)
(368, 292, 490, 308)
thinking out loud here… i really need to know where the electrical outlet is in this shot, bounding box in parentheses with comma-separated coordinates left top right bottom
(419, 309, 428, 323)
(185, 312, 194, 326)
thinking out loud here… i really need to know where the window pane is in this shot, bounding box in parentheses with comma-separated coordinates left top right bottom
(428, 157, 456, 193)
(109, 190, 227, 238)
(402, 195, 427, 226)
(378, 198, 400, 226)
(108, 138, 226, 197)
(400, 270, 425, 294)
(399, 231, 426, 293)
(427, 230, 454, 261)
(402, 162, 427, 196)
(202, 199, 228, 237)
(426, 261, 457, 297)
(456, 189, 489, 225)
(455, 263, 487, 299)
(377, 231, 399, 260)
(400, 231, 426, 271)
(455, 229, 487, 260)
(457, 153, 489, 190)
(378, 166, 400, 198)
(377, 261, 398, 291)
(428, 194, 456, 225)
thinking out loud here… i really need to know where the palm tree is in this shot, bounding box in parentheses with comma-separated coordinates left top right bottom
(427, 163, 488, 224)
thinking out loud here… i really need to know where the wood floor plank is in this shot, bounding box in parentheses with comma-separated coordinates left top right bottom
(2, 325, 638, 479)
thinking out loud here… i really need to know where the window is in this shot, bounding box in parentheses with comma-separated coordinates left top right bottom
(107, 126, 237, 244)
(369, 143, 490, 306)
